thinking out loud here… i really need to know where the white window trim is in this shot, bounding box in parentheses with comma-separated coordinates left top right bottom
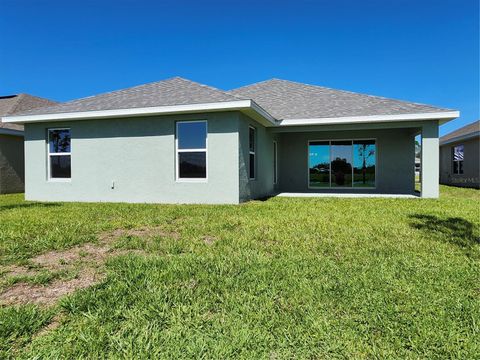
(307, 138, 377, 190)
(175, 120, 208, 182)
(273, 140, 278, 185)
(47, 128, 71, 182)
(249, 126, 256, 180)
(452, 145, 464, 175)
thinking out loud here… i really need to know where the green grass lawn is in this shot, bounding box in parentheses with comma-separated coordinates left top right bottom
(0, 186, 479, 358)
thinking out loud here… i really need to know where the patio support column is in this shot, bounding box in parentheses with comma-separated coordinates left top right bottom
(421, 121, 439, 198)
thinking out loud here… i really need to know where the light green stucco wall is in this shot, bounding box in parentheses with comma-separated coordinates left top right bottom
(24, 112, 240, 204)
(23, 115, 441, 203)
(0, 134, 25, 194)
(238, 114, 277, 201)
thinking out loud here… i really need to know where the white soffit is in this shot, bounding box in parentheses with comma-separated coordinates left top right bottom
(278, 111, 460, 126)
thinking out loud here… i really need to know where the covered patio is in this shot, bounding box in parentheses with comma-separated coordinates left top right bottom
(271, 120, 441, 198)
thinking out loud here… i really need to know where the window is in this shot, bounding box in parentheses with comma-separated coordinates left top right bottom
(452, 145, 464, 174)
(249, 126, 256, 179)
(309, 140, 376, 188)
(176, 121, 207, 180)
(48, 129, 71, 180)
(273, 141, 278, 184)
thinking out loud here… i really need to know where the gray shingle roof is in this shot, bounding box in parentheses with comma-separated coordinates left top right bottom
(0, 94, 57, 131)
(16, 77, 246, 117)
(228, 79, 453, 120)
(8, 77, 455, 123)
(440, 120, 479, 145)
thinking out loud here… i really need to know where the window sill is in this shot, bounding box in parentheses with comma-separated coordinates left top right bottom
(48, 178, 71, 183)
(176, 179, 208, 183)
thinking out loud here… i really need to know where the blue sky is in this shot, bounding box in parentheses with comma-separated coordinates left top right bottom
(1, 0, 478, 135)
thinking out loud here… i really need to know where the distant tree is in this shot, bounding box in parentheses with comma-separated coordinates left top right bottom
(331, 158, 351, 185)
(415, 140, 421, 159)
(51, 131, 70, 152)
(357, 145, 375, 184)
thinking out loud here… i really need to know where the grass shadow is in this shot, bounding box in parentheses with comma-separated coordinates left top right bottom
(409, 214, 479, 255)
(254, 195, 275, 202)
(0, 202, 61, 212)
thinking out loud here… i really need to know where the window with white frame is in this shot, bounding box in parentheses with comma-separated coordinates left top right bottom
(273, 140, 278, 184)
(48, 128, 71, 179)
(176, 121, 207, 180)
(452, 145, 464, 174)
(249, 126, 256, 179)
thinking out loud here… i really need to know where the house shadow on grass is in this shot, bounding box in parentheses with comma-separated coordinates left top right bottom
(0, 202, 60, 212)
(409, 214, 479, 256)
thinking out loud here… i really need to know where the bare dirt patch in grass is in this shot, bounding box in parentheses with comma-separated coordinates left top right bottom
(0, 226, 174, 306)
(32, 243, 111, 270)
(3, 265, 39, 277)
(0, 268, 103, 306)
(100, 226, 180, 243)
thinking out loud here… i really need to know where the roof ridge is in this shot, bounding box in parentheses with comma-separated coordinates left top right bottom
(6, 94, 24, 115)
(10, 77, 251, 117)
(227, 78, 276, 93)
(15, 93, 57, 102)
(173, 77, 247, 100)
(7, 93, 58, 115)
(45, 76, 245, 109)
(283, 78, 453, 110)
(231, 78, 453, 111)
(55, 77, 183, 104)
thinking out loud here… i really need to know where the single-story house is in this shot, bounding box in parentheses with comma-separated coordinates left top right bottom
(439, 120, 479, 188)
(1, 77, 459, 204)
(0, 94, 57, 194)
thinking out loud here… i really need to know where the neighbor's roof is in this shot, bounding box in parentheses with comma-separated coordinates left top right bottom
(5, 77, 457, 126)
(440, 120, 480, 145)
(0, 94, 57, 131)
(15, 77, 246, 117)
(228, 79, 453, 120)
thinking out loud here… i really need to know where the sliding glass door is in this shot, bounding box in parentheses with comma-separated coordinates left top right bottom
(331, 141, 353, 187)
(308, 140, 376, 189)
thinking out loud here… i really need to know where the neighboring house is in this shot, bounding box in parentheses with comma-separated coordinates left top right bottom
(439, 120, 479, 188)
(1, 77, 458, 204)
(0, 94, 57, 194)
(415, 141, 421, 178)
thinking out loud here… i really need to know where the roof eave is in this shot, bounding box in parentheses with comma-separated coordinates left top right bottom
(1, 100, 278, 127)
(278, 111, 459, 126)
(2, 102, 458, 129)
(0, 128, 24, 136)
(440, 131, 480, 146)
